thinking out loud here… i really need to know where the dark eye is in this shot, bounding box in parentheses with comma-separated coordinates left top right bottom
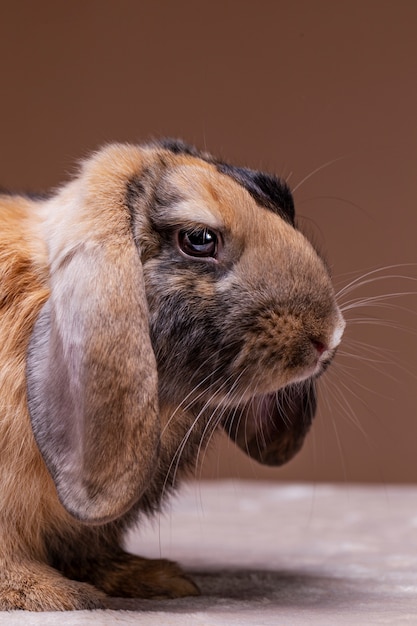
(178, 228, 218, 259)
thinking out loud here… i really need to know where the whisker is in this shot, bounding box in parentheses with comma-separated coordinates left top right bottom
(194, 366, 252, 470)
(291, 155, 349, 193)
(344, 318, 417, 334)
(341, 291, 417, 312)
(330, 410, 348, 482)
(340, 334, 417, 381)
(336, 264, 417, 300)
(320, 371, 370, 439)
(160, 361, 226, 439)
(331, 359, 397, 406)
(161, 365, 251, 499)
(160, 339, 244, 438)
(297, 195, 372, 219)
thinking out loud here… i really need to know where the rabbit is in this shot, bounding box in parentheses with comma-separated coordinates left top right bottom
(0, 139, 345, 611)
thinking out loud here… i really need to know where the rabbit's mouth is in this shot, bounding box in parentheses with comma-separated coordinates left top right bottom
(287, 347, 335, 384)
(218, 343, 336, 407)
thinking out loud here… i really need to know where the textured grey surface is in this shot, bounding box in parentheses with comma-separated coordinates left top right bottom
(1, 481, 416, 624)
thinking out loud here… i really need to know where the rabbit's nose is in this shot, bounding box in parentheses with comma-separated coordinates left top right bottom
(311, 338, 327, 355)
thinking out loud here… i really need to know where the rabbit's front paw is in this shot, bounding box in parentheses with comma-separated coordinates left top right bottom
(0, 563, 106, 611)
(96, 554, 200, 599)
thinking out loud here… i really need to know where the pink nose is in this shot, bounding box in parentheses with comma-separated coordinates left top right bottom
(311, 339, 327, 355)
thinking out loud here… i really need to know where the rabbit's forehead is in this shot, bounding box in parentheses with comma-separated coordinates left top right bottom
(163, 163, 288, 236)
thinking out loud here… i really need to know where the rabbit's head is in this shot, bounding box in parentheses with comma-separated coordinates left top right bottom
(27, 140, 344, 525)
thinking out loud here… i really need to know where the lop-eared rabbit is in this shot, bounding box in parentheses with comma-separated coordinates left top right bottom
(0, 140, 345, 610)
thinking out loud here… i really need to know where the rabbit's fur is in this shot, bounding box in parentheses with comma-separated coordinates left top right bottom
(0, 140, 345, 610)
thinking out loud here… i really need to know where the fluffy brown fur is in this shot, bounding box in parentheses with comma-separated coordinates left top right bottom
(0, 141, 344, 610)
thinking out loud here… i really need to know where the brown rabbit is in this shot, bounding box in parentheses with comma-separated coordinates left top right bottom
(0, 140, 345, 610)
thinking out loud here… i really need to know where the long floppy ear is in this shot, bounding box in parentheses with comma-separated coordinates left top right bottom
(222, 380, 317, 466)
(26, 145, 160, 524)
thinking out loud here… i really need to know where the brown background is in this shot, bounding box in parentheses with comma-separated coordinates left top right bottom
(1, 0, 416, 483)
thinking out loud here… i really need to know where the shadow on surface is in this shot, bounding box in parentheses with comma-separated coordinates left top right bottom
(106, 567, 379, 613)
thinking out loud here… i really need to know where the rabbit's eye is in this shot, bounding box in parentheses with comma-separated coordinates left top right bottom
(178, 228, 218, 258)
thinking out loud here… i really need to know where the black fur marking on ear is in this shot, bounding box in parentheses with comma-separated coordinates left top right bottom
(157, 138, 295, 224)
